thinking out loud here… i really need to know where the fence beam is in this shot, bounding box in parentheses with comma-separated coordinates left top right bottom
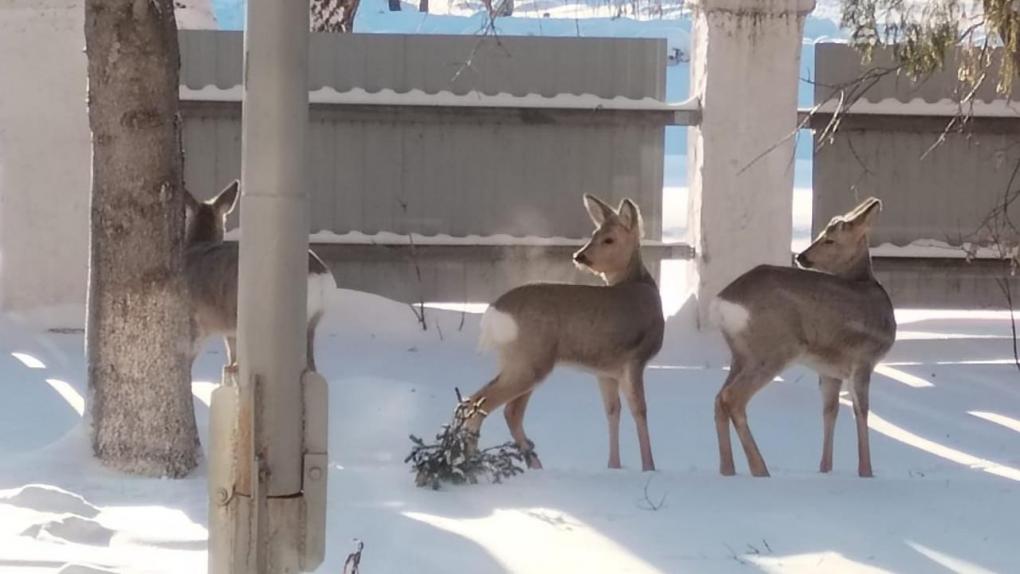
(686, 0, 815, 326)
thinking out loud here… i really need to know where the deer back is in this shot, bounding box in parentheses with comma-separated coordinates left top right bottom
(717, 265, 895, 378)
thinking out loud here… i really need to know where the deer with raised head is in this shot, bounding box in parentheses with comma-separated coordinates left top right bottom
(184, 180, 335, 372)
(711, 197, 896, 478)
(466, 194, 664, 471)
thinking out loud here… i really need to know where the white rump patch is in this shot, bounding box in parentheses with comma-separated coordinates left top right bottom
(307, 272, 336, 319)
(709, 298, 750, 334)
(478, 308, 519, 351)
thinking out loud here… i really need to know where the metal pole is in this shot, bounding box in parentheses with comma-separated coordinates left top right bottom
(209, 2, 319, 571)
(239, 0, 310, 498)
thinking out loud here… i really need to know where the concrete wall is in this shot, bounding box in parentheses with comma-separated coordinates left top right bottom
(0, 0, 91, 325)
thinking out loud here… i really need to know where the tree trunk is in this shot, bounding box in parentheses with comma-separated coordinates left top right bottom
(311, 0, 360, 32)
(391, 0, 403, 11)
(417, 0, 426, 13)
(84, 0, 198, 477)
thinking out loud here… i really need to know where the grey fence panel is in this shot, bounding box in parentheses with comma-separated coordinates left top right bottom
(814, 128, 1020, 246)
(812, 43, 1020, 247)
(178, 31, 671, 303)
(179, 31, 667, 241)
(180, 31, 666, 99)
(814, 43, 1020, 105)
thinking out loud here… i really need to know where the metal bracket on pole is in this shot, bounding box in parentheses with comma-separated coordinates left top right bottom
(300, 370, 328, 571)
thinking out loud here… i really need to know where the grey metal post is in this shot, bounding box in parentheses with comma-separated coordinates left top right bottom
(238, 0, 310, 497)
(205, 0, 312, 571)
(208, 1, 328, 571)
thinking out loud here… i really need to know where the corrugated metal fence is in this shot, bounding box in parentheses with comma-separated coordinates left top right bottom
(178, 31, 685, 303)
(811, 43, 1020, 307)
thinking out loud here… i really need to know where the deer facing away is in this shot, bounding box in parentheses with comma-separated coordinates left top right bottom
(711, 197, 896, 478)
(466, 194, 664, 471)
(184, 180, 335, 372)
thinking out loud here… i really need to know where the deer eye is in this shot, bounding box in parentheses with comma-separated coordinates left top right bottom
(822, 239, 835, 245)
(603, 237, 615, 245)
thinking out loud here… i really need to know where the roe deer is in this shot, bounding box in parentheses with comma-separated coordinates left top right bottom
(184, 180, 335, 372)
(466, 194, 664, 471)
(711, 197, 896, 478)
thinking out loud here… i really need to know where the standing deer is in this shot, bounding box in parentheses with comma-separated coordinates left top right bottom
(184, 180, 335, 372)
(711, 197, 896, 478)
(466, 194, 664, 471)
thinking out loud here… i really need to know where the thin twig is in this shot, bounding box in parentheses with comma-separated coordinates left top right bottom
(637, 474, 667, 511)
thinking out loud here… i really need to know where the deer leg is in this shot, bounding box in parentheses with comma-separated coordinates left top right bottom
(504, 390, 542, 469)
(715, 375, 737, 476)
(597, 376, 622, 469)
(465, 362, 548, 450)
(715, 356, 745, 476)
(819, 376, 841, 473)
(850, 369, 874, 478)
(723, 364, 782, 477)
(621, 364, 655, 471)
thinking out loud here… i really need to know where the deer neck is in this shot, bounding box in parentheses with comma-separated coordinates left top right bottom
(604, 250, 654, 287)
(185, 212, 224, 245)
(837, 247, 876, 283)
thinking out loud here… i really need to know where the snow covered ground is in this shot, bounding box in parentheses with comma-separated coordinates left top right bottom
(1, 287, 1019, 573)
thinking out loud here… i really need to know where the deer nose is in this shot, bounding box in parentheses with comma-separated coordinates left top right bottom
(573, 251, 590, 265)
(795, 252, 810, 267)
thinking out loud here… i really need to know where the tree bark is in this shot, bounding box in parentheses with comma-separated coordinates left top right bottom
(311, 0, 360, 32)
(84, 0, 198, 477)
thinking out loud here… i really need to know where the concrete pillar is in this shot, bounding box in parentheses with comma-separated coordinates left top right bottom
(0, 0, 91, 328)
(687, 0, 815, 325)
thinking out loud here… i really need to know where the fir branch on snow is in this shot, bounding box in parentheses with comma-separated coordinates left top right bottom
(406, 388, 528, 489)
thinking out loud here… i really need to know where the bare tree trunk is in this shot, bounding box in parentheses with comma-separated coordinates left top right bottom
(418, 0, 427, 13)
(391, 0, 404, 11)
(84, 0, 198, 477)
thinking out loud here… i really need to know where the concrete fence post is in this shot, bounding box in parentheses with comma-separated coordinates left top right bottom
(686, 0, 815, 326)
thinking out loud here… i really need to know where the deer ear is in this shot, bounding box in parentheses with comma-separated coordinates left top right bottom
(213, 180, 240, 215)
(583, 194, 616, 226)
(617, 198, 643, 237)
(848, 197, 881, 228)
(182, 188, 200, 212)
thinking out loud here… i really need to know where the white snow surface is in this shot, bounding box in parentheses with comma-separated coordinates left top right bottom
(1, 286, 1019, 573)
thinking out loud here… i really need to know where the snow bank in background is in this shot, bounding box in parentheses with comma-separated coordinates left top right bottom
(176, 0, 218, 29)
